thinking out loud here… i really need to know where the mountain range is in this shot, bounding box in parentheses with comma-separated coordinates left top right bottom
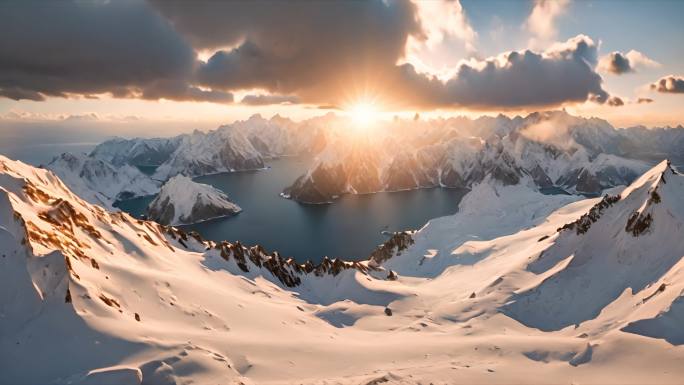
(45, 112, 684, 209)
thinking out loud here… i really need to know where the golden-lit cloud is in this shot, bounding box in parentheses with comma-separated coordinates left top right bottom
(0, 0, 674, 122)
(599, 50, 660, 75)
(526, 0, 571, 49)
(650, 75, 684, 94)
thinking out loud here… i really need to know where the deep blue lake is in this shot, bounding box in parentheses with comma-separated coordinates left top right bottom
(115, 157, 468, 263)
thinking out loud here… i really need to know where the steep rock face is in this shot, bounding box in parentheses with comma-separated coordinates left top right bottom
(45, 152, 159, 208)
(146, 175, 241, 225)
(384, 153, 433, 191)
(528, 164, 554, 188)
(282, 141, 384, 203)
(283, 164, 347, 204)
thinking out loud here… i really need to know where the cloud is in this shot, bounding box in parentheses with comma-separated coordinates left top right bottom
(154, 0, 419, 104)
(520, 111, 580, 150)
(0, 109, 144, 123)
(598, 50, 660, 74)
(141, 80, 234, 103)
(637, 97, 654, 104)
(0, 0, 225, 103)
(196, 28, 610, 109)
(526, 0, 571, 49)
(650, 75, 684, 94)
(241, 94, 299, 106)
(410, 0, 477, 52)
(403, 0, 477, 78)
(0, 1, 615, 110)
(426, 35, 609, 109)
(606, 96, 624, 107)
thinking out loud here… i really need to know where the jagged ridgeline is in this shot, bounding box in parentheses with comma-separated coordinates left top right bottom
(46, 111, 684, 208)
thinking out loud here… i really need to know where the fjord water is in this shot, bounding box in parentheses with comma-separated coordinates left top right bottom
(115, 156, 468, 263)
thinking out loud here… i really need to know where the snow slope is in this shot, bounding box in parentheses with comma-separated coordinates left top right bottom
(1, 155, 683, 385)
(147, 175, 241, 225)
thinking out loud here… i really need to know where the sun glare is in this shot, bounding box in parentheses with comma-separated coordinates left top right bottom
(348, 102, 378, 127)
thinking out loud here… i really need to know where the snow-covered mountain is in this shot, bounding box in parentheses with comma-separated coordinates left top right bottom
(231, 113, 327, 158)
(1, 153, 683, 384)
(147, 175, 241, 225)
(45, 152, 159, 208)
(90, 136, 183, 167)
(284, 111, 653, 203)
(151, 127, 268, 180)
(73, 112, 679, 207)
(90, 115, 328, 181)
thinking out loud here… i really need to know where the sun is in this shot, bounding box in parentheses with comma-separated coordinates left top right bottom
(348, 102, 379, 127)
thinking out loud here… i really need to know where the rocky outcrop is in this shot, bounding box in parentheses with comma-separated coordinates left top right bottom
(161, 227, 374, 288)
(368, 232, 415, 266)
(557, 194, 621, 235)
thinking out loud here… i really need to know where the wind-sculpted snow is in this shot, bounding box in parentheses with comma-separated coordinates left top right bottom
(1, 155, 684, 384)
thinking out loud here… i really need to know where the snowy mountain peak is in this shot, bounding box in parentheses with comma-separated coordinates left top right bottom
(45, 152, 159, 208)
(503, 159, 684, 332)
(620, 159, 674, 199)
(146, 175, 242, 225)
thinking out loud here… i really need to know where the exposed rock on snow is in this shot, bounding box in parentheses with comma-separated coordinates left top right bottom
(147, 175, 241, 225)
(503, 160, 684, 331)
(368, 232, 414, 267)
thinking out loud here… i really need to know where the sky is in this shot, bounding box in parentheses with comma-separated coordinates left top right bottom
(0, 0, 683, 131)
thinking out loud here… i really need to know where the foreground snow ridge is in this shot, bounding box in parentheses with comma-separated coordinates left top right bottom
(147, 175, 242, 225)
(0, 155, 683, 385)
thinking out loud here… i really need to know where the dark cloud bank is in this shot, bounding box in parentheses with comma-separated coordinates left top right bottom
(0, 0, 618, 109)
